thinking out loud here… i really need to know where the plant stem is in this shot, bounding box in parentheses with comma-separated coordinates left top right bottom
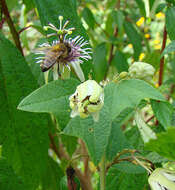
(1, 0, 24, 55)
(100, 155, 106, 190)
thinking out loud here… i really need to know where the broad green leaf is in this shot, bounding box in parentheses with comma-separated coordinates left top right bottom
(125, 126, 144, 151)
(111, 10, 124, 32)
(33, 0, 92, 80)
(145, 152, 168, 163)
(161, 41, 175, 57)
(155, 3, 167, 13)
(149, 0, 155, 10)
(64, 79, 164, 164)
(106, 163, 148, 190)
(0, 158, 26, 190)
(64, 105, 111, 164)
(22, 0, 35, 12)
(0, 33, 49, 190)
(165, 0, 175, 5)
(106, 108, 133, 161)
(166, 6, 175, 41)
(105, 11, 114, 35)
(18, 79, 80, 129)
(145, 128, 175, 160)
(82, 7, 95, 29)
(6, 0, 18, 10)
(143, 50, 160, 69)
(41, 156, 64, 190)
(106, 79, 165, 120)
(93, 43, 108, 82)
(124, 22, 142, 60)
(135, 0, 146, 16)
(61, 135, 77, 156)
(111, 51, 129, 72)
(151, 100, 173, 128)
(26, 53, 45, 86)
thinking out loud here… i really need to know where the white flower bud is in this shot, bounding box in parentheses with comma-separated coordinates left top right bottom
(129, 62, 155, 82)
(148, 168, 175, 190)
(69, 80, 104, 122)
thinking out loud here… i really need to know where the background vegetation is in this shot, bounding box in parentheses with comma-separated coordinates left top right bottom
(1, 0, 175, 189)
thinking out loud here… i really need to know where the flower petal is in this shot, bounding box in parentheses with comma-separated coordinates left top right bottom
(71, 61, 85, 82)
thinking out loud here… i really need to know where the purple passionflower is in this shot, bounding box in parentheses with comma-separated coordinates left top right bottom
(35, 16, 92, 81)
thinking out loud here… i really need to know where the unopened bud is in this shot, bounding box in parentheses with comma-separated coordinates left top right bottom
(129, 62, 155, 82)
(69, 80, 104, 122)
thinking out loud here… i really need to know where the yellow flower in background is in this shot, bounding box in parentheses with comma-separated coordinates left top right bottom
(156, 12, 165, 19)
(89, 162, 97, 172)
(153, 39, 160, 45)
(155, 83, 159, 88)
(139, 53, 145, 61)
(145, 33, 150, 39)
(136, 17, 145, 27)
(128, 44, 133, 48)
(153, 39, 161, 50)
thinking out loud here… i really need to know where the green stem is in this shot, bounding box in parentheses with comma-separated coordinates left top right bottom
(100, 155, 106, 190)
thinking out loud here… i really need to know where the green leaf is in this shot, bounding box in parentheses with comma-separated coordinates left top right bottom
(151, 100, 173, 128)
(155, 3, 167, 13)
(61, 135, 77, 156)
(125, 126, 144, 151)
(93, 43, 108, 82)
(26, 53, 45, 86)
(106, 163, 148, 190)
(105, 12, 114, 35)
(64, 79, 164, 164)
(111, 10, 124, 32)
(149, 0, 155, 10)
(106, 79, 165, 120)
(145, 128, 175, 160)
(135, 0, 146, 16)
(0, 33, 49, 190)
(161, 41, 175, 57)
(22, 0, 35, 12)
(33, 0, 92, 80)
(106, 108, 133, 161)
(18, 79, 80, 129)
(111, 51, 129, 72)
(6, 0, 18, 10)
(165, 0, 175, 5)
(143, 50, 160, 69)
(41, 156, 64, 190)
(64, 105, 111, 164)
(82, 7, 95, 29)
(166, 6, 175, 41)
(124, 22, 142, 60)
(0, 158, 26, 190)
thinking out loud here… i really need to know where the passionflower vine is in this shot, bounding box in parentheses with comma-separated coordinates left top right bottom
(69, 80, 104, 122)
(35, 16, 92, 82)
(148, 168, 175, 190)
(128, 62, 155, 82)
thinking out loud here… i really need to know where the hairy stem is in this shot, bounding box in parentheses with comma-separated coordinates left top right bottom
(1, 0, 23, 55)
(100, 155, 106, 190)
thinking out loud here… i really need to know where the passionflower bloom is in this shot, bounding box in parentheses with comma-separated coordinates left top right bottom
(69, 80, 104, 122)
(148, 168, 175, 190)
(35, 16, 92, 82)
(128, 62, 155, 82)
